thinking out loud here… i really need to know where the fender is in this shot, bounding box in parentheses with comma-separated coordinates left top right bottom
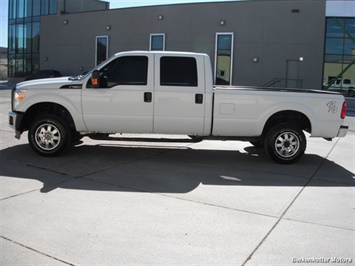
(16, 89, 88, 132)
(258, 101, 315, 134)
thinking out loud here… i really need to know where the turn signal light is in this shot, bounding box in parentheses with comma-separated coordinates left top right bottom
(13, 89, 27, 110)
(17, 93, 26, 100)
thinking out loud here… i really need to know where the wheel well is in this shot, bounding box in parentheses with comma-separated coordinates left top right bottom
(262, 111, 311, 136)
(21, 102, 76, 133)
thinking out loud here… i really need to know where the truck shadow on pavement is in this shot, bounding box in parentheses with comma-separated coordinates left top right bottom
(0, 141, 354, 197)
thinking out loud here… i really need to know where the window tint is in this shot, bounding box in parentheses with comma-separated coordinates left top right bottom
(160, 57, 198, 87)
(99, 56, 148, 88)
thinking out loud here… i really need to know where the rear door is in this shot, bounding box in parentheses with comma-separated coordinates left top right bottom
(153, 54, 206, 134)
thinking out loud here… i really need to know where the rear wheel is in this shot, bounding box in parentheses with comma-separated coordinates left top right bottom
(264, 123, 306, 164)
(348, 90, 354, 97)
(28, 116, 71, 156)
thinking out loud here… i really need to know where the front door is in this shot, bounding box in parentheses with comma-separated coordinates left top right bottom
(82, 54, 154, 133)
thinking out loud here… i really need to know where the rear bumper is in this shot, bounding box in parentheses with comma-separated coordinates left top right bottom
(9, 111, 24, 139)
(337, 125, 348, 138)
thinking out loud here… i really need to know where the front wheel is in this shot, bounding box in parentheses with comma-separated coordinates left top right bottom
(264, 123, 306, 164)
(28, 116, 71, 156)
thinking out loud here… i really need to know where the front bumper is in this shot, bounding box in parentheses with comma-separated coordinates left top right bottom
(337, 125, 349, 138)
(9, 111, 24, 139)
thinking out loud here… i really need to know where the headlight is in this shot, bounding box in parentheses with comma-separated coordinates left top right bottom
(13, 89, 27, 110)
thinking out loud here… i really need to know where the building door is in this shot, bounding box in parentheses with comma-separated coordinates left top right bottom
(286, 60, 300, 88)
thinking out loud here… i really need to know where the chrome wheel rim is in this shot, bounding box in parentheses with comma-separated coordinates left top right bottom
(35, 123, 61, 151)
(274, 131, 300, 158)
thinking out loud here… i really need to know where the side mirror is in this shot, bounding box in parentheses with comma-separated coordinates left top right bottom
(91, 70, 100, 88)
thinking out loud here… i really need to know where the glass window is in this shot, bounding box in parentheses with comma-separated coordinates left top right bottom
(32, 22, 40, 53)
(96, 36, 108, 66)
(160, 57, 197, 87)
(98, 56, 148, 88)
(150, 34, 165, 51)
(215, 33, 234, 85)
(326, 18, 345, 38)
(9, 0, 13, 19)
(12, 0, 18, 19)
(345, 18, 355, 36)
(25, 57, 32, 77)
(344, 39, 355, 55)
(16, 24, 25, 53)
(25, 23, 32, 53)
(42, 0, 49, 15)
(325, 54, 343, 63)
(24, 0, 33, 18)
(8, 56, 15, 77)
(14, 58, 24, 77)
(343, 55, 355, 64)
(33, 0, 41, 16)
(31, 56, 40, 74)
(18, 0, 25, 18)
(8, 0, 57, 78)
(325, 38, 344, 54)
(49, 0, 57, 14)
(324, 17, 355, 90)
(9, 25, 16, 54)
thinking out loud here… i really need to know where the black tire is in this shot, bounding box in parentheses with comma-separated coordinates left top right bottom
(348, 90, 354, 97)
(264, 123, 306, 164)
(28, 115, 71, 156)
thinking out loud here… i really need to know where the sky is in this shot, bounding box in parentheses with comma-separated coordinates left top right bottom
(0, 0, 8, 47)
(107, 0, 235, 9)
(0, 0, 236, 48)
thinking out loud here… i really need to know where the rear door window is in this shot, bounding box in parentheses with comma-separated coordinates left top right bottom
(160, 57, 198, 87)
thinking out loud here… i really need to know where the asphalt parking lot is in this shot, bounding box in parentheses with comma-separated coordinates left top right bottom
(0, 87, 354, 265)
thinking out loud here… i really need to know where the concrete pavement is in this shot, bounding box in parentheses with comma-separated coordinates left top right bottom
(0, 89, 354, 265)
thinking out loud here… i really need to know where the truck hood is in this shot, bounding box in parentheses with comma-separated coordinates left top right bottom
(16, 77, 83, 90)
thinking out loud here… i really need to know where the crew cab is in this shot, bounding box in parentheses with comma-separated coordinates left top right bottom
(9, 51, 348, 164)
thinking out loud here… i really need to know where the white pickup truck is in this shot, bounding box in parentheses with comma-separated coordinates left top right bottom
(9, 51, 348, 164)
(326, 78, 355, 97)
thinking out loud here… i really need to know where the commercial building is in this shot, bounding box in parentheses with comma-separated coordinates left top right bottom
(0, 47, 8, 80)
(8, 0, 108, 79)
(8, 0, 355, 90)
